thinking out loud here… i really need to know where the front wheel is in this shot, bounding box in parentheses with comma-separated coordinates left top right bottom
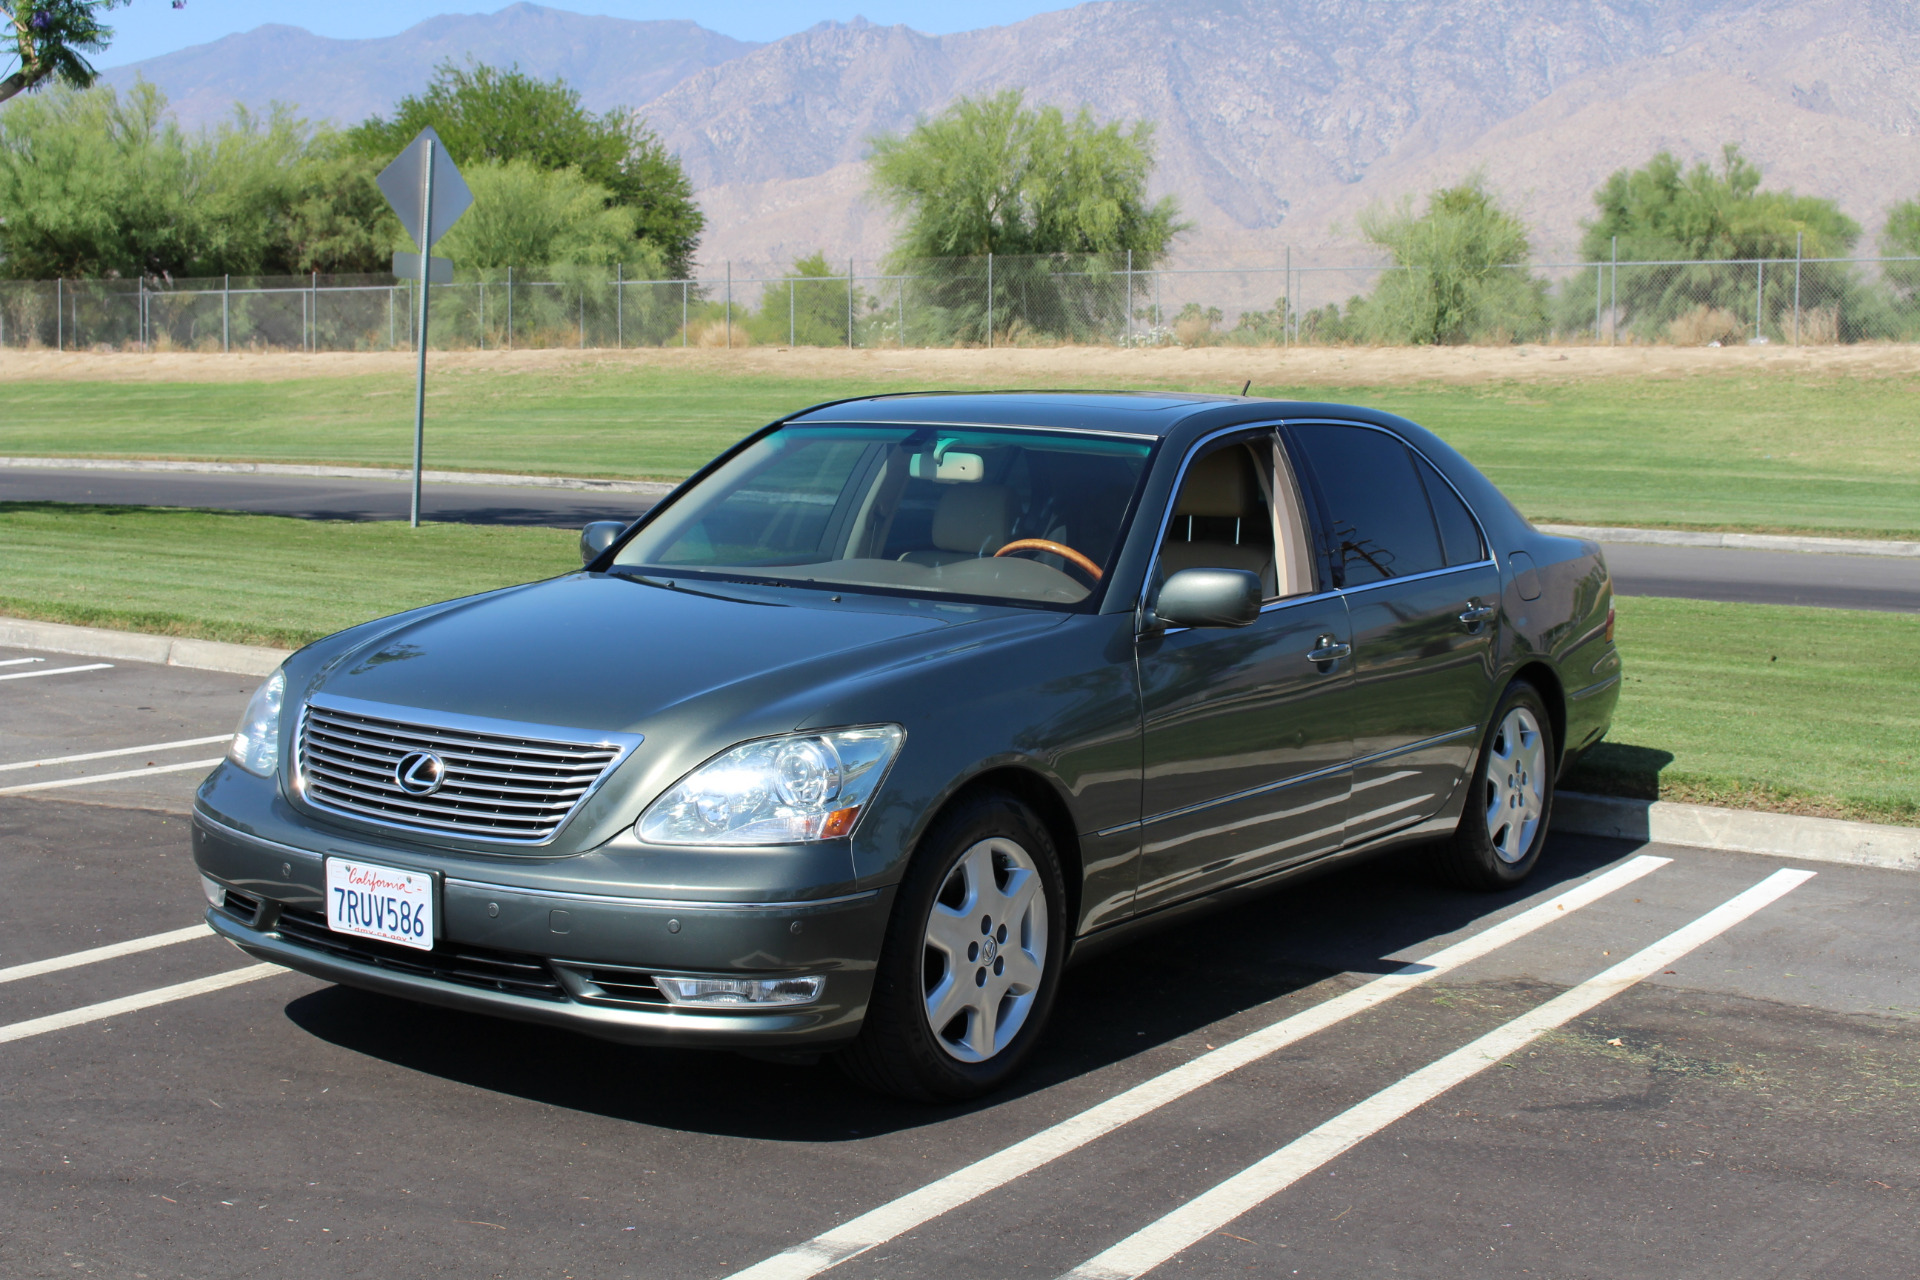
(837, 791, 1067, 1101)
(1437, 682, 1556, 891)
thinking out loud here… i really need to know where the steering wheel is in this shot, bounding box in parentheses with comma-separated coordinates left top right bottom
(993, 538, 1104, 583)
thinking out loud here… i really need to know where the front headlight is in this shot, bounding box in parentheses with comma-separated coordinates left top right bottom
(227, 668, 287, 777)
(637, 725, 904, 846)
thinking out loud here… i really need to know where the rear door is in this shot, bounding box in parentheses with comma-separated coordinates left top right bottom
(1284, 422, 1501, 847)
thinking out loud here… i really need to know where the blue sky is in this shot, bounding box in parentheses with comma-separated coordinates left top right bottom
(102, 2, 1080, 65)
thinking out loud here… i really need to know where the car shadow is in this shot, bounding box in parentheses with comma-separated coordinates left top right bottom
(281, 832, 1642, 1142)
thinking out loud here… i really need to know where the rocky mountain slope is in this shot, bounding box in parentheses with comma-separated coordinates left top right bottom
(95, 1, 1920, 267)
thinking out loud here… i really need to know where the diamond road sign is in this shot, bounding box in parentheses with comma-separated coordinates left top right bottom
(378, 126, 472, 251)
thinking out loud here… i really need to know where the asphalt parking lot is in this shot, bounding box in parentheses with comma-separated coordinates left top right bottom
(2, 645, 1914, 1279)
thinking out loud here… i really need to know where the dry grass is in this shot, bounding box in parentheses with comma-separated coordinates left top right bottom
(5, 339, 1920, 388)
(1666, 305, 1747, 346)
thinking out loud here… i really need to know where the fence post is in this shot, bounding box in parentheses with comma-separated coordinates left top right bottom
(682, 279, 688, 347)
(389, 286, 395, 350)
(222, 274, 231, 352)
(56, 278, 62, 351)
(1755, 259, 1764, 341)
(1609, 236, 1618, 346)
(1793, 231, 1802, 346)
(616, 263, 623, 349)
(848, 256, 855, 350)
(506, 267, 513, 351)
(897, 273, 905, 348)
(1125, 249, 1134, 346)
(478, 280, 486, 351)
(789, 272, 795, 347)
(1594, 254, 1603, 342)
(580, 282, 586, 349)
(726, 261, 733, 349)
(986, 252, 993, 350)
(311, 271, 319, 351)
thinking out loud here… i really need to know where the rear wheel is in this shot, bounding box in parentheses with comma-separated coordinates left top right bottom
(1437, 682, 1556, 890)
(838, 791, 1067, 1101)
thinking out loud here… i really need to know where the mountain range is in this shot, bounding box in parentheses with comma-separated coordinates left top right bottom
(99, 1, 1920, 267)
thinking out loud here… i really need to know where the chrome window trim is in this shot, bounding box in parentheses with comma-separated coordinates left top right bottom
(291, 693, 642, 848)
(783, 418, 1161, 442)
(1136, 421, 1293, 614)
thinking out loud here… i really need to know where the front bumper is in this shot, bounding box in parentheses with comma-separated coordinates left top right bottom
(193, 810, 891, 1050)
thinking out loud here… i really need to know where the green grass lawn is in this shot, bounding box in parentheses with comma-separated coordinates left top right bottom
(2, 363, 1917, 538)
(4, 503, 1913, 824)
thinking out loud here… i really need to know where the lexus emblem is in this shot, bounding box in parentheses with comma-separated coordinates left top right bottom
(394, 750, 446, 796)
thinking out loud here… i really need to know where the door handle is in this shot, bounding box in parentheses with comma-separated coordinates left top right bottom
(1307, 635, 1351, 665)
(1458, 601, 1496, 628)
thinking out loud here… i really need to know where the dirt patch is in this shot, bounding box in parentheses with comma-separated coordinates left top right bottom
(4, 342, 1919, 386)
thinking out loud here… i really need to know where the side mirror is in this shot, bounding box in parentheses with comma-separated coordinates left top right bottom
(580, 520, 625, 566)
(1150, 568, 1262, 629)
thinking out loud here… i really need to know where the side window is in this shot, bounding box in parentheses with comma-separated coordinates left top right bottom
(1286, 424, 1445, 587)
(1157, 437, 1278, 597)
(1415, 455, 1485, 566)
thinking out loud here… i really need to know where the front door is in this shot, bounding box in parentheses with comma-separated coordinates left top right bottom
(1285, 422, 1502, 847)
(1133, 431, 1354, 915)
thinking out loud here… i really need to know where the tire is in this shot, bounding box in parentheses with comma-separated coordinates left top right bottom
(838, 791, 1068, 1101)
(1437, 681, 1557, 891)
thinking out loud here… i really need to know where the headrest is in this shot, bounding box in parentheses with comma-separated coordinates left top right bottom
(931, 484, 1013, 553)
(1175, 446, 1260, 519)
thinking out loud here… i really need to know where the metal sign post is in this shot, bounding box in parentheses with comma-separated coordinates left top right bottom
(378, 127, 472, 527)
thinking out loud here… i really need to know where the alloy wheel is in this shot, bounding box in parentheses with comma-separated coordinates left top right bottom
(1482, 705, 1546, 864)
(921, 837, 1049, 1063)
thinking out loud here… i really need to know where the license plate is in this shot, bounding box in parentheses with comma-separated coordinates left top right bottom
(325, 858, 434, 951)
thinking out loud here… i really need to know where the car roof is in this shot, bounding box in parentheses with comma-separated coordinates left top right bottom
(785, 390, 1251, 437)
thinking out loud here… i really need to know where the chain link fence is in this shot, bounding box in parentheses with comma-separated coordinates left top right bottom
(4, 251, 1916, 352)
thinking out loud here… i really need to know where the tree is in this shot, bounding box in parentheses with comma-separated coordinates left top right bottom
(1, 1, 127, 105)
(868, 90, 1185, 343)
(0, 81, 399, 278)
(749, 252, 861, 346)
(434, 159, 649, 269)
(1881, 196, 1920, 311)
(347, 62, 703, 277)
(1569, 145, 1883, 341)
(1352, 175, 1545, 344)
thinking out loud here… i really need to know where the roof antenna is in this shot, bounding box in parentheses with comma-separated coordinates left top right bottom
(1240, 380, 1251, 396)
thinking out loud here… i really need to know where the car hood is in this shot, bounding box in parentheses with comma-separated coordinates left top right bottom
(305, 572, 1050, 734)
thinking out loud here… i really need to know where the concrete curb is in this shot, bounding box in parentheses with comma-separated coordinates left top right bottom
(1537, 523, 1920, 558)
(0, 616, 288, 677)
(0, 455, 676, 497)
(1556, 791, 1919, 873)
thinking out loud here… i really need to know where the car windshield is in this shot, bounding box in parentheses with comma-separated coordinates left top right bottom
(613, 424, 1156, 608)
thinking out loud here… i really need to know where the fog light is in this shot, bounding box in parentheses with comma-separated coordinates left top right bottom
(655, 974, 825, 1008)
(200, 874, 226, 907)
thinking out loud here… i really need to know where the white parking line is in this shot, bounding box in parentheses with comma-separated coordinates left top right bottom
(0, 735, 233, 774)
(0, 663, 114, 682)
(0, 657, 46, 667)
(0, 757, 223, 795)
(724, 854, 1671, 1280)
(1057, 867, 1816, 1280)
(0, 964, 284, 1046)
(0, 924, 215, 985)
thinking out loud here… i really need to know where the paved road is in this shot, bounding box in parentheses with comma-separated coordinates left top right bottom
(5, 465, 1919, 611)
(2, 646, 1914, 1279)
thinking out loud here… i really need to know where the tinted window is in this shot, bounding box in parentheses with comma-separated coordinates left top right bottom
(615, 425, 1154, 608)
(1287, 424, 1444, 586)
(1416, 455, 1485, 566)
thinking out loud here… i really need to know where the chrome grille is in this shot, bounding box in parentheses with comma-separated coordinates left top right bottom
(297, 701, 628, 843)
